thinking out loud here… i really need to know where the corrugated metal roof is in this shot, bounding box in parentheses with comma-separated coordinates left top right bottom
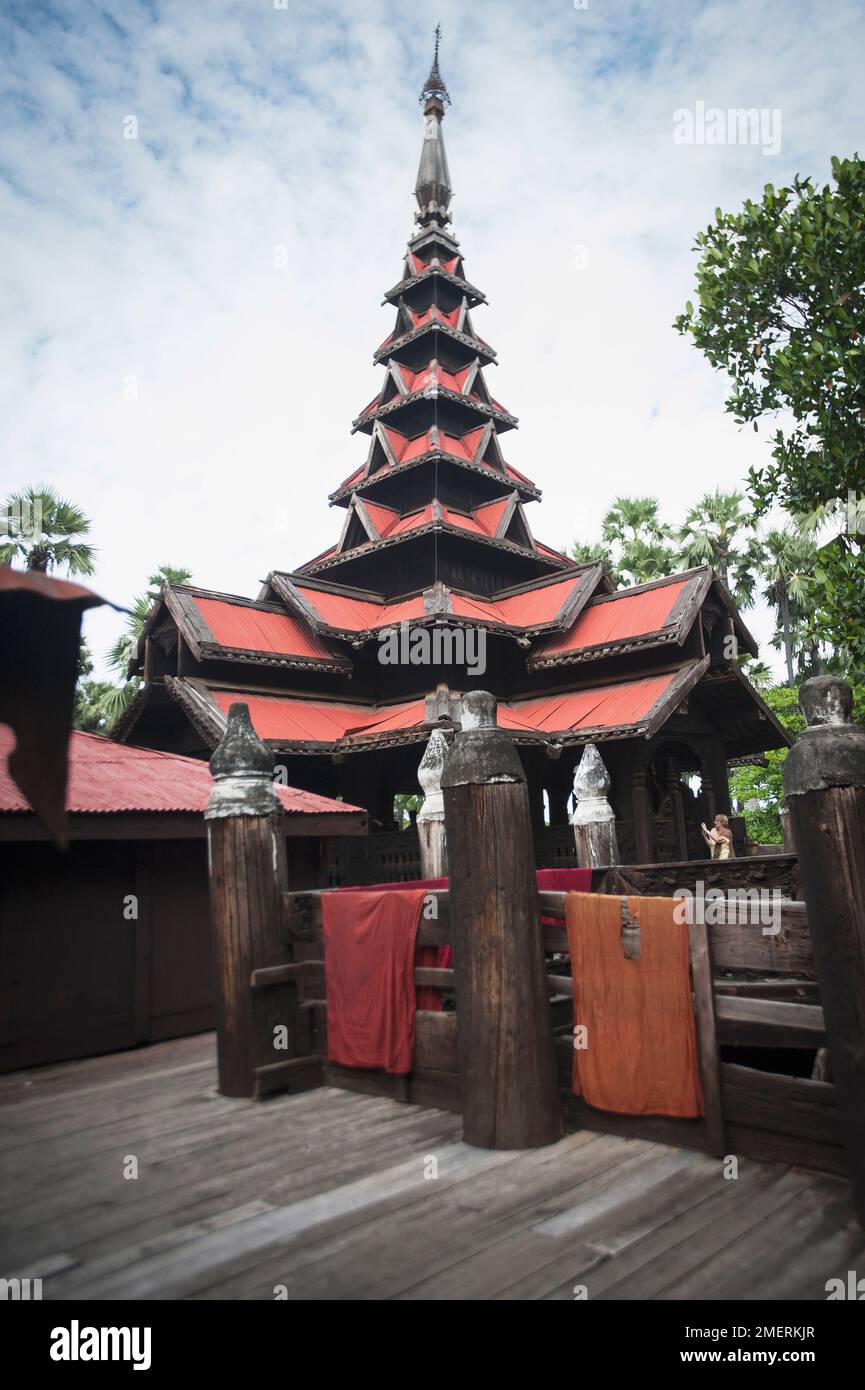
(506, 672, 675, 732)
(295, 587, 426, 631)
(193, 596, 337, 660)
(494, 576, 583, 626)
(0, 726, 362, 817)
(202, 672, 677, 748)
(538, 578, 691, 656)
(209, 692, 426, 743)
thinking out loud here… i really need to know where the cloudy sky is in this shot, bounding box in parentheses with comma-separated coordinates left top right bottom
(2, 0, 863, 677)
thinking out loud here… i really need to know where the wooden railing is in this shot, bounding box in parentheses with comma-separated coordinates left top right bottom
(265, 883, 846, 1176)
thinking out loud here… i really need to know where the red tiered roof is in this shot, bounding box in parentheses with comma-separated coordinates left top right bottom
(294, 586, 426, 631)
(209, 691, 427, 743)
(193, 596, 337, 661)
(192, 667, 688, 749)
(533, 576, 691, 661)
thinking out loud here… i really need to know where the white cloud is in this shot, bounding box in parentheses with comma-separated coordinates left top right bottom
(1, 0, 862, 677)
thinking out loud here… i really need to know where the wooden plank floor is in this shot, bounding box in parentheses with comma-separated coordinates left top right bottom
(1, 1034, 862, 1301)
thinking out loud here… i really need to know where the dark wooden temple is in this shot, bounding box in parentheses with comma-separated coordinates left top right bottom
(116, 50, 788, 862)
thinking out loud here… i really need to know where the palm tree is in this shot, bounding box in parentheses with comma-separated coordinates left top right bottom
(602, 496, 672, 548)
(570, 539, 614, 572)
(101, 565, 193, 725)
(758, 528, 818, 686)
(617, 539, 678, 586)
(0, 484, 95, 576)
(677, 489, 757, 604)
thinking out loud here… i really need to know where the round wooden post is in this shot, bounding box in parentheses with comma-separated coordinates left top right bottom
(783, 676, 865, 1224)
(416, 729, 448, 878)
(572, 742, 619, 868)
(442, 690, 563, 1150)
(205, 702, 286, 1098)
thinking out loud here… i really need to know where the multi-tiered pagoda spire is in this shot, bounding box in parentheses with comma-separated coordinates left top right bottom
(122, 38, 788, 859)
(298, 33, 566, 598)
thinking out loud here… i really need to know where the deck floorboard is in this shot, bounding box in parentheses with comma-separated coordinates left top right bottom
(0, 1034, 857, 1301)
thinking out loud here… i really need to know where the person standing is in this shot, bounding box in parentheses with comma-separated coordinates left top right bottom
(701, 813, 735, 859)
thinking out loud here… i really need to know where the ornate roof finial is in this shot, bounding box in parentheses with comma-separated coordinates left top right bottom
(419, 23, 450, 114)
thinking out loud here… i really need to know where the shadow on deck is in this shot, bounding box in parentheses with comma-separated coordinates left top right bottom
(1, 1033, 862, 1301)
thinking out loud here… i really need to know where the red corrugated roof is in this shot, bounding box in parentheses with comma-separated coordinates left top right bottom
(193, 596, 337, 661)
(495, 576, 584, 625)
(506, 673, 675, 732)
(538, 578, 690, 657)
(0, 726, 362, 817)
(294, 586, 425, 631)
(209, 692, 426, 743)
(201, 671, 677, 748)
(472, 497, 509, 535)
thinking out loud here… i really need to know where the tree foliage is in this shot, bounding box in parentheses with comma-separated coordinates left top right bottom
(729, 681, 865, 842)
(0, 484, 95, 576)
(675, 155, 865, 668)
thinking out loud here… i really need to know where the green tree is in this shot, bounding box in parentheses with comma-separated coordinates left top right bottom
(101, 565, 193, 726)
(617, 538, 678, 586)
(730, 681, 865, 842)
(602, 496, 672, 548)
(0, 484, 95, 576)
(676, 488, 758, 604)
(73, 640, 117, 734)
(570, 539, 614, 571)
(757, 527, 819, 686)
(675, 155, 865, 667)
(572, 497, 675, 587)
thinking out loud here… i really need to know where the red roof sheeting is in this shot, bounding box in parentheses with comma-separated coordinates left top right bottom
(192, 596, 337, 661)
(507, 674, 675, 733)
(295, 586, 425, 631)
(199, 670, 679, 748)
(537, 579, 689, 657)
(0, 727, 362, 817)
(209, 692, 427, 744)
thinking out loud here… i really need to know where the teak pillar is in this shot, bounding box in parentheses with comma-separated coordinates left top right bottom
(205, 702, 292, 1098)
(442, 690, 563, 1150)
(417, 729, 448, 879)
(783, 676, 865, 1224)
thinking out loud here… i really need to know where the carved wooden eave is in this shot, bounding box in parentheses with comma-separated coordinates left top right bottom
(374, 316, 496, 366)
(382, 264, 486, 308)
(700, 660, 794, 752)
(327, 449, 541, 507)
(351, 381, 518, 436)
(298, 517, 569, 577)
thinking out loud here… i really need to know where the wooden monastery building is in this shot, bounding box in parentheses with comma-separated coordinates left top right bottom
(0, 728, 365, 1072)
(116, 50, 788, 865)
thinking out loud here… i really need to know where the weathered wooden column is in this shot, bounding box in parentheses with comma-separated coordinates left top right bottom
(631, 758, 653, 864)
(205, 702, 292, 1098)
(416, 729, 448, 879)
(783, 676, 865, 1224)
(442, 690, 562, 1149)
(572, 742, 620, 868)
